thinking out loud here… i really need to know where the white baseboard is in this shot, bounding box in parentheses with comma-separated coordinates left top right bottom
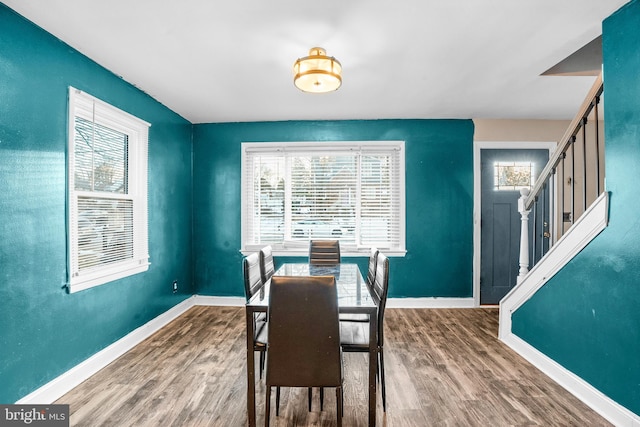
(192, 295, 245, 306)
(502, 333, 640, 427)
(17, 297, 197, 404)
(386, 297, 475, 308)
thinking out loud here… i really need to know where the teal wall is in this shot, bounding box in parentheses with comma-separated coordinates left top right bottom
(512, 0, 640, 416)
(0, 5, 193, 403)
(192, 120, 475, 298)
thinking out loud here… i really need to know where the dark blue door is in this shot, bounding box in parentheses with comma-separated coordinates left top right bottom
(480, 149, 549, 305)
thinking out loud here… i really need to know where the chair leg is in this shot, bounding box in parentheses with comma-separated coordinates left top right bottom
(379, 348, 386, 412)
(276, 387, 281, 416)
(265, 386, 271, 427)
(308, 387, 312, 411)
(320, 387, 324, 411)
(336, 386, 343, 427)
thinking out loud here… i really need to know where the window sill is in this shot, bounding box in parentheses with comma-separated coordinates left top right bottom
(68, 261, 150, 293)
(240, 248, 406, 258)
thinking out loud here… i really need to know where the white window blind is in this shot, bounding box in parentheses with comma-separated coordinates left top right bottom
(67, 88, 150, 293)
(241, 141, 405, 255)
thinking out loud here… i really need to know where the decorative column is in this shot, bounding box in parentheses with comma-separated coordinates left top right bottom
(517, 188, 531, 284)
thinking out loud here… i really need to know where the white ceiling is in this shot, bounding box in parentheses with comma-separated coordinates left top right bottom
(3, 0, 628, 123)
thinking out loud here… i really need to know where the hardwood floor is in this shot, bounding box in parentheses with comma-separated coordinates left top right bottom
(57, 306, 611, 426)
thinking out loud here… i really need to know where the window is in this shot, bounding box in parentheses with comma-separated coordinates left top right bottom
(241, 141, 406, 256)
(494, 161, 535, 191)
(67, 88, 150, 293)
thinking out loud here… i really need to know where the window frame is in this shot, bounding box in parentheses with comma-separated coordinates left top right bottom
(67, 87, 150, 293)
(240, 141, 406, 257)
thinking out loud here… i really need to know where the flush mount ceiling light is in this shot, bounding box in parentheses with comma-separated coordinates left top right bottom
(293, 47, 342, 93)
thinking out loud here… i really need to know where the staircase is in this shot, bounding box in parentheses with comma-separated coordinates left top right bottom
(499, 72, 608, 336)
(495, 73, 640, 426)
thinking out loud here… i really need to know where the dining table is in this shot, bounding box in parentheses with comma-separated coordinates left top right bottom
(245, 262, 379, 426)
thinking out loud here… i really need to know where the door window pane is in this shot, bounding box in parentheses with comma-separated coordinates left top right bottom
(494, 161, 534, 191)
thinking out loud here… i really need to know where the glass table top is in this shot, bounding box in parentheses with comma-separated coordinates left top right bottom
(247, 263, 376, 310)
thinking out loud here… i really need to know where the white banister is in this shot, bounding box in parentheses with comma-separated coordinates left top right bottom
(517, 188, 531, 284)
(510, 74, 604, 282)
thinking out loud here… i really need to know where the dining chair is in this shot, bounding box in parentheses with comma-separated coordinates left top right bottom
(243, 252, 267, 378)
(259, 245, 275, 285)
(339, 246, 378, 323)
(309, 240, 341, 265)
(265, 275, 343, 426)
(339, 251, 389, 411)
(366, 246, 379, 287)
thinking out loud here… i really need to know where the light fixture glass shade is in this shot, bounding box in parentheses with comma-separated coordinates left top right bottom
(293, 47, 342, 93)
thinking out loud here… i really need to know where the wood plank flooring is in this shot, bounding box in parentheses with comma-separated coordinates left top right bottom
(57, 306, 611, 426)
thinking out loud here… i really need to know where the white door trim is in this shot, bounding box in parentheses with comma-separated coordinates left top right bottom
(472, 141, 557, 306)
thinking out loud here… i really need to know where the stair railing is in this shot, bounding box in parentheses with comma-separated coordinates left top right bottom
(517, 73, 604, 282)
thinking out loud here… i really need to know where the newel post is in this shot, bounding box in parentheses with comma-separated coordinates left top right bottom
(517, 188, 531, 284)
